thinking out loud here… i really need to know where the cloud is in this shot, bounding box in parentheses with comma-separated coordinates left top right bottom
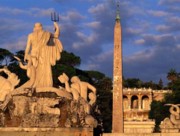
(0, 18, 31, 47)
(168, 6, 180, 12)
(84, 21, 101, 29)
(4, 36, 27, 51)
(0, 0, 180, 86)
(135, 34, 177, 47)
(30, 8, 54, 17)
(123, 44, 180, 84)
(60, 10, 85, 23)
(85, 50, 113, 77)
(135, 39, 145, 45)
(0, 6, 55, 17)
(159, 0, 180, 5)
(148, 10, 170, 17)
(0, 7, 27, 15)
(88, 3, 107, 14)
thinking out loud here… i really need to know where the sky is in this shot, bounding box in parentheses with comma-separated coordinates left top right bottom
(0, 0, 180, 85)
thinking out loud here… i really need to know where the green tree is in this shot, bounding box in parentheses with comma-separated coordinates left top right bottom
(167, 69, 178, 82)
(95, 77, 112, 132)
(124, 78, 142, 88)
(0, 48, 13, 66)
(149, 69, 180, 132)
(58, 50, 81, 67)
(158, 78, 163, 90)
(149, 101, 169, 132)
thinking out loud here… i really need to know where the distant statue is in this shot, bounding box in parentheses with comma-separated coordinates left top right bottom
(14, 55, 36, 89)
(132, 99, 138, 109)
(24, 22, 63, 88)
(160, 104, 180, 132)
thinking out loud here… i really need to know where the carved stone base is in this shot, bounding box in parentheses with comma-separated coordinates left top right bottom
(161, 128, 179, 133)
(124, 121, 155, 133)
(0, 127, 93, 136)
(0, 90, 98, 129)
(1, 93, 67, 127)
(21, 114, 59, 127)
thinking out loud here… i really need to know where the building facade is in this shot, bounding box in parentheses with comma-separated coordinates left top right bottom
(123, 88, 171, 121)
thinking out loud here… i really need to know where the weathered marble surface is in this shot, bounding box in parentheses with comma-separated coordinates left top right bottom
(0, 127, 93, 136)
(23, 22, 63, 88)
(160, 104, 180, 133)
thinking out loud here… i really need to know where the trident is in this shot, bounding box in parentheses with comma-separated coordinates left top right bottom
(51, 12, 59, 22)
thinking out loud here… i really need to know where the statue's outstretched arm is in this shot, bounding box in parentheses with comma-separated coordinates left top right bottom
(19, 62, 27, 70)
(87, 83, 96, 94)
(53, 22, 60, 38)
(14, 56, 27, 70)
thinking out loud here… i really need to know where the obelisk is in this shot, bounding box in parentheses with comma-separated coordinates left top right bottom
(112, 4, 124, 133)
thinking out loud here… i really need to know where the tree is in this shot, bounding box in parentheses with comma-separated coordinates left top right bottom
(142, 80, 160, 90)
(86, 70, 105, 84)
(95, 77, 112, 132)
(0, 48, 13, 66)
(124, 78, 142, 88)
(158, 78, 163, 90)
(58, 51, 81, 67)
(149, 69, 180, 132)
(149, 101, 169, 132)
(167, 69, 178, 82)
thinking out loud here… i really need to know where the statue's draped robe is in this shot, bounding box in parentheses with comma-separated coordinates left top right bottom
(33, 31, 63, 87)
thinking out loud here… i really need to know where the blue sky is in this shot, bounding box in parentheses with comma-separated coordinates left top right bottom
(0, 0, 180, 85)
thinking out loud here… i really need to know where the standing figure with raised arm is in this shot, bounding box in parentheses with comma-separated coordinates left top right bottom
(24, 22, 63, 88)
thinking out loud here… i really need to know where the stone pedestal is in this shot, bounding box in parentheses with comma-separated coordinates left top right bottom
(161, 128, 179, 133)
(0, 127, 93, 136)
(124, 121, 155, 133)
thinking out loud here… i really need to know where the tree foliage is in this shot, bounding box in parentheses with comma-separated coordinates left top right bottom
(123, 77, 164, 90)
(58, 50, 81, 67)
(149, 69, 180, 132)
(0, 48, 13, 66)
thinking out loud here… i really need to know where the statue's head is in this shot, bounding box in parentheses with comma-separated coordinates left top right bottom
(33, 22, 43, 32)
(71, 76, 80, 83)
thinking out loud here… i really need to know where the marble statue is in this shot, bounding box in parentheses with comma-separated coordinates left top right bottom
(0, 20, 100, 131)
(0, 67, 20, 109)
(160, 104, 180, 132)
(58, 73, 98, 128)
(70, 75, 96, 102)
(0, 67, 20, 102)
(14, 55, 36, 89)
(58, 73, 96, 104)
(24, 22, 63, 88)
(58, 73, 80, 101)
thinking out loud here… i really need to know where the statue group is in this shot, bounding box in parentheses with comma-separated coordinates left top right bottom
(0, 21, 99, 128)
